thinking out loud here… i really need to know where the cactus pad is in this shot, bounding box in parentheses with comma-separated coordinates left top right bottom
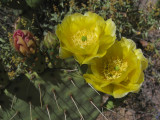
(0, 66, 102, 120)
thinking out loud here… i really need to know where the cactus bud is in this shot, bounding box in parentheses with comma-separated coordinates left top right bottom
(13, 30, 37, 56)
(43, 32, 58, 49)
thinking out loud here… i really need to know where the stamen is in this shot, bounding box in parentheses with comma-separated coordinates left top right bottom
(72, 29, 97, 49)
(103, 58, 128, 80)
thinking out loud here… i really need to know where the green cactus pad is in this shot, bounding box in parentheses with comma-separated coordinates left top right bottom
(24, 52, 46, 73)
(0, 68, 102, 120)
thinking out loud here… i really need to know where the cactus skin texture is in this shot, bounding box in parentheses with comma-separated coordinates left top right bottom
(0, 64, 102, 120)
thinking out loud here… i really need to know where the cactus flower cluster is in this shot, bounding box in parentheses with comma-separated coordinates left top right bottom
(11, 12, 148, 98)
(56, 12, 148, 98)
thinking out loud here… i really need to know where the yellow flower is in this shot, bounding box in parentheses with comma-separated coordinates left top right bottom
(56, 12, 116, 64)
(83, 37, 148, 98)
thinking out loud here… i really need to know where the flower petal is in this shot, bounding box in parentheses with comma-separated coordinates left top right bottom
(19, 46, 28, 56)
(83, 74, 113, 95)
(97, 35, 116, 58)
(100, 84, 114, 96)
(90, 58, 104, 77)
(83, 74, 111, 85)
(113, 83, 139, 98)
(104, 19, 116, 37)
(121, 37, 136, 51)
(134, 49, 148, 70)
(59, 47, 73, 59)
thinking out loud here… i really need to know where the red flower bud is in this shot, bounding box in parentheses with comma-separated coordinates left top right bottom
(13, 30, 37, 56)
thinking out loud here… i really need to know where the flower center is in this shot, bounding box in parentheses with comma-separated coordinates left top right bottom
(103, 57, 128, 80)
(72, 29, 97, 49)
(81, 36, 87, 42)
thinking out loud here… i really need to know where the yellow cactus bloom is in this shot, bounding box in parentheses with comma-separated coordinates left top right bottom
(83, 37, 148, 98)
(56, 12, 116, 64)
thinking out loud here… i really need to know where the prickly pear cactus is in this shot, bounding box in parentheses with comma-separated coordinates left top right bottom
(0, 60, 102, 120)
(0, 1, 106, 120)
(0, 30, 102, 120)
